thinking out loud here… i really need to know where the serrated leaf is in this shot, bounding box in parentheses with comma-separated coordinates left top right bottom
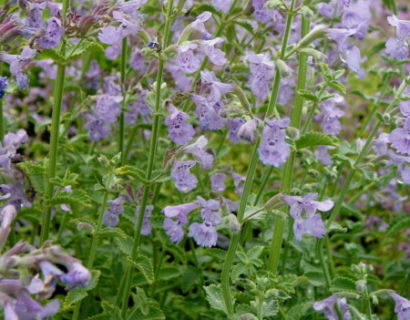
(128, 254, 154, 284)
(295, 132, 338, 149)
(96, 227, 127, 239)
(65, 40, 103, 61)
(115, 165, 149, 184)
(63, 288, 88, 310)
(39, 49, 65, 64)
(17, 161, 47, 194)
(114, 236, 134, 257)
(328, 80, 346, 94)
(204, 284, 228, 314)
(48, 189, 91, 209)
(331, 277, 356, 292)
(385, 215, 410, 239)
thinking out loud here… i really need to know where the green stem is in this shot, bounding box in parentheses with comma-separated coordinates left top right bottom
(72, 192, 108, 320)
(220, 1, 298, 314)
(317, 238, 332, 289)
(266, 214, 285, 273)
(119, 38, 127, 165)
(117, 0, 174, 314)
(40, 0, 70, 244)
(363, 283, 373, 320)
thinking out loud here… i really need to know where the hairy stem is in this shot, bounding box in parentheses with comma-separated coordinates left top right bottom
(40, 0, 70, 243)
(117, 0, 174, 314)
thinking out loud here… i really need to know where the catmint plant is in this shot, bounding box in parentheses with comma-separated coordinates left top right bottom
(0, 0, 409, 319)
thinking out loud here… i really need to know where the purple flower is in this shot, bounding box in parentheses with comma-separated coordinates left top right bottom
(98, 26, 122, 60)
(212, 0, 233, 13)
(191, 94, 225, 131)
(136, 205, 153, 235)
(341, 0, 371, 39)
(0, 76, 8, 98)
(238, 119, 258, 143)
(313, 294, 351, 320)
(197, 196, 221, 225)
(85, 114, 111, 142)
(165, 104, 195, 145)
(373, 133, 390, 155)
(176, 42, 201, 73)
(232, 172, 245, 195)
(344, 46, 365, 79)
(129, 49, 146, 73)
(60, 262, 91, 288)
(171, 161, 198, 193)
(36, 17, 63, 49)
(163, 201, 199, 243)
(0, 47, 36, 89)
(189, 12, 212, 36)
(389, 118, 410, 155)
(188, 222, 218, 247)
(327, 28, 357, 52)
(390, 292, 410, 320)
(199, 37, 227, 66)
(315, 146, 334, 165)
(258, 118, 290, 167)
(246, 52, 275, 100)
(385, 37, 409, 60)
(227, 118, 245, 143)
(400, 100, 410, 117)
(252, 0, 274, 23)
(93, 94, 122, 123)
(167, 62, 193, 91)
(103, 196, 124, 227)
(318, 97, 345, 135)
(282, 193, 334, 241)
(200, 70, 232, 102)
(210, 173, 226, 192)
(387, 15, 410, 40)
(183, 136, 214, 169)
(126, 90, 152, 125)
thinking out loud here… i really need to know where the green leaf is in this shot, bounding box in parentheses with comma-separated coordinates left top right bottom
(331, 277, 356, 292)
(96, 227, 128, 239)
(115, 165, 149, 184)
(39, 49, 65, 64)
(385, 215, 410, 239)
(63, 288, 88, 310)
(128, 254, 154, 284)
(65, 40, 103, 61)
(297, 89, 318, 102)
(295, 132, 338, 149)
(204, 284, 228, 314)
(114, 236, 134, 257)
(328, 80, 346, 94)
(17, 161, 47, 194)
(48, 189, 92, 210)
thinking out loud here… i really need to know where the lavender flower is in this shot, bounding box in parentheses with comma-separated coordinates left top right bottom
(246, 51, 275, 100)
(212, 0, 233, 13)
(199, 37, 227, 66)
(102, 196, 124, 227)
(317, 97, 345, 135)
(210, 173, 226, 192)
(36, 17, 63, 49)
(232, 172, 245, 195)
(188, 222, 218, 247)
(227, 118, 245, 143)
(390, 292, 410, 320)
(85, 114, 111, 142)
(191, 94, 225, 131)
(60, 262, 91, 288)
(315, 146, 334, 166)
(282, 193, 334, 241)
(98, 26, 122, 60)
(389, 118, 410, 155)
(93, 94, 122, 123)
(252, 0, 274, 23)
(200, 71, 232, 102)
(163, 201, 199, 243)
(171, 161, 198, 193)
(0, 77, 8, 98)
(313, 294, 352, 320)
(183, 136, 214, 169)
(258, 118, 290, 167)
(341, 0, 371, 39)
(129, 49, 146, 73)
(165, 104, 195, 145)
(189, 12, 212, 36)
(197, 196, 221, 226)
(136, 205, 153, 236)
(176, 42, 201, 73)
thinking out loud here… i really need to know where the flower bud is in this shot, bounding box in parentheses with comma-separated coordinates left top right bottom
(228, 214, 241, 233)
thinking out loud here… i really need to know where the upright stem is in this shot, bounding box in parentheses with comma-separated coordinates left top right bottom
(72, 192, 108, 320)
(117, 0, 174, 314)
(220, 1, 297, 315)
(276, 14, 310, 273)
(0, 51, 4, 140)
(40, 0, 70, 243)
(119, 38, 127, 165)
(266, 214, 285, 273)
